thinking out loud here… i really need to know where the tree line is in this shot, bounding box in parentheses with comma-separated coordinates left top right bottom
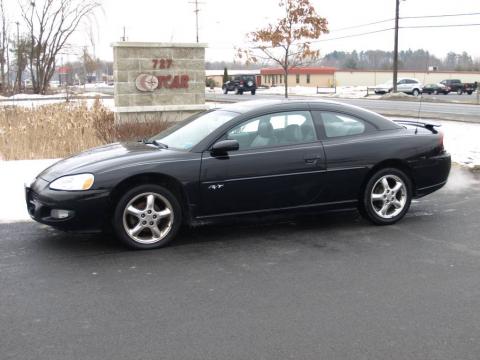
(208, 49, 480, 72)
(321, 49, 480, 72)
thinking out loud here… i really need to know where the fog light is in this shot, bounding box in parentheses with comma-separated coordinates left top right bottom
(50, 209, 71, 219)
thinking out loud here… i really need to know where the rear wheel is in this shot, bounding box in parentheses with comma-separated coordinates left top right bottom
(251, 89, 256, 95)
(113, 184, 182, 249)
(360, 168, 412, 225)
(467, 91, 473, 95)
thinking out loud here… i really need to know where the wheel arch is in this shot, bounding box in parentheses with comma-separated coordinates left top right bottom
(108, 172, 190, 224)
(360, 159, 416, 198)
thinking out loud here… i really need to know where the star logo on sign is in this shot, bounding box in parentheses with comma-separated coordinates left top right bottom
(135, 74, 159, 92)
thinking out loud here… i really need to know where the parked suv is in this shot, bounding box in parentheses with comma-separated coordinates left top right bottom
(222, 74, 257, 95)
(373, 77, 423, 96)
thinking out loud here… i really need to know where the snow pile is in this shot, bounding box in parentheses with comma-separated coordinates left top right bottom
(330, 86, 368, 99)
(381, 92, 415, 100)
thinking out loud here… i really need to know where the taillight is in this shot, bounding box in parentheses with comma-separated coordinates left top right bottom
(438, 130, 444, 151)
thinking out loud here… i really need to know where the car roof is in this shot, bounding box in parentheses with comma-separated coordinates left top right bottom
(214, 99, 361, 114)
(213, 99, 401, 130)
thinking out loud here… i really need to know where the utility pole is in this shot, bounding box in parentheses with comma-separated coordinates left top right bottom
(121, 26, 127, 41)
(392, 0, 400, 92)
(189, 0, 204, 43)
(15, 20, 20, 91)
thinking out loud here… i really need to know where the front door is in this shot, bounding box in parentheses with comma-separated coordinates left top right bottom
(198, 110, 327, 217)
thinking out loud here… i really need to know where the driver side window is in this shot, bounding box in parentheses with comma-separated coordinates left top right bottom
(226, 111, 316, 151)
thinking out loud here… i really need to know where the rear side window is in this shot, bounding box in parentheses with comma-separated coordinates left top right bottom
(320, 112, 369, 138)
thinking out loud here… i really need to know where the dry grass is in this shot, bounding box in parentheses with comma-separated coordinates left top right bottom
(0, 99, 172, 160)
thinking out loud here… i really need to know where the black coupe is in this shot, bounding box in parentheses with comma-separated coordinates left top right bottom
(26, 100, 451, 249)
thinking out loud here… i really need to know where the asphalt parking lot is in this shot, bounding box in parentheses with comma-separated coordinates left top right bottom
(1, 166, 480, 360)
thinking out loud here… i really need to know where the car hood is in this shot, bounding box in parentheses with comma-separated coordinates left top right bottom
(38, 142, 187, 182)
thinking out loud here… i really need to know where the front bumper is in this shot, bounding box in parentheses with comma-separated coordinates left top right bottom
(25, 177, 111, 232)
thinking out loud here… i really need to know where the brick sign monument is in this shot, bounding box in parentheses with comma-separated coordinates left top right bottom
(112, 42, 207, 123)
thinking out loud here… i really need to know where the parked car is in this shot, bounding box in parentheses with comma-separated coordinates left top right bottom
(373, 78, 423, 96)
(439, 79, 477, 95)
(422, 83, 449, 95)
(26, 100, 450, 250)
(222, 74, 257, 95)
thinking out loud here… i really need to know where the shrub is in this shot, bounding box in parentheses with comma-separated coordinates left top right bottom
(0, 99, 173, 160)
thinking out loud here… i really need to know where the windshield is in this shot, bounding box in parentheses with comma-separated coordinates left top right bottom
(150, 110, 237, 150)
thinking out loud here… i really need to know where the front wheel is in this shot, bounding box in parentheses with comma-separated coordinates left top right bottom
(222, 87, 228, 94)
(360, 168, 412, 225)
(251, 89, 256, 95)
(113, 184, 182, 249)
(412, 89, 420, 96)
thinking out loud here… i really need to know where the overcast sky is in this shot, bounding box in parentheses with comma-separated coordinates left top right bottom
(7, 0, 480, 62)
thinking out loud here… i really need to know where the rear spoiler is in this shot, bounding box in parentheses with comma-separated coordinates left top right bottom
(393, 119, 441, 133)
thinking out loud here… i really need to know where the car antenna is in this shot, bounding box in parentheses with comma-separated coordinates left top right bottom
(416, 61, 429, 134)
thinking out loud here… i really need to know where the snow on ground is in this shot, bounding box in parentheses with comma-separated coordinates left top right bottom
(0, 159, 59, 223)
(430, 120, 480, 168)
(1, 117, 478, 223)
(0, 93, 114, 110)
(206, 86, 370, 98)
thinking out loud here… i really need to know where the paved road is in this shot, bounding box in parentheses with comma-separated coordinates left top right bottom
(1, 167, 480, 360)
(206, 92, 480, 122)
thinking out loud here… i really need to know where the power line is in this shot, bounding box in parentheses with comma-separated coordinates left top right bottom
(327, 11, 480, 33)
(310, 27, 394, 43)
(401, 11, 480, 20)
(329, 18, 394, 32)
(401, 23, 480, 29)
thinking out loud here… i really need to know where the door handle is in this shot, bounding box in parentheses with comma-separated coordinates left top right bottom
(304, 154, 322, 164)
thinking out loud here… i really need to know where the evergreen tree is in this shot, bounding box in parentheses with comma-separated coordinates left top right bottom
(223, 67, 229, 84)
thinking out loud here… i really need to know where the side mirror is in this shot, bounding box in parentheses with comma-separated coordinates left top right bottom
(211, 139, 239, 154)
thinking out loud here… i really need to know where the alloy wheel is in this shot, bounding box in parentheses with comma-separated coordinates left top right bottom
(122, 192, 174, 244)
(370, 175, 407, 219)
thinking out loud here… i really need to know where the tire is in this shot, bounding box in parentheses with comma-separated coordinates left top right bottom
(113, 184, 182, 250)
(234, 86, 240, 95)
(412, 89, 420, 96)
(457, 89, 463, 95)
(251, 89, 256, 95)
(467, 91, 473, 95)
(359, 167, 412, 225)
(222, 87, 228, 94)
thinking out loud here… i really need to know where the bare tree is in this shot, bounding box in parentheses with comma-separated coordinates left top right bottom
(12, 37, 31, 91)
(238, 0, 328, 98)
(81, 46, 99, 83)
(19, 0, 100, 94)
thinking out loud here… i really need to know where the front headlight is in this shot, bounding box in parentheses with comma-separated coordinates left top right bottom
(49, 174, 94, 191)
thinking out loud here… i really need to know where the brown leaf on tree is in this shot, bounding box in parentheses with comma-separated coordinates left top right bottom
(237, 0, 328, 98)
